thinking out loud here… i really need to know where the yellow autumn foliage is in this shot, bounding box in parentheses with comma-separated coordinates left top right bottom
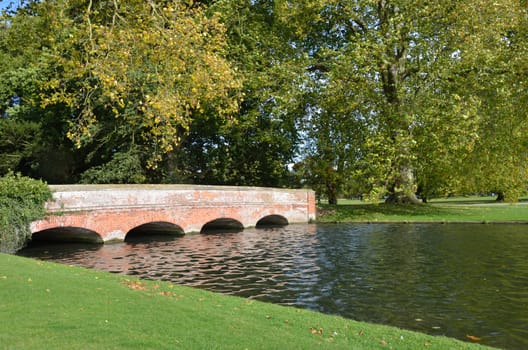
(39, 0, 241, 168)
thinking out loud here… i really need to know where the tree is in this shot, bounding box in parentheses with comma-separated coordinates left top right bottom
(3, 0, 526, 195)
(2, 0, 307, 186)
(286, 0, 528, 203)
(161, 0, 308, 187)
(0, 1, 79, 182)
(452, 1, 528, 201)
(33, 0, 241, 178)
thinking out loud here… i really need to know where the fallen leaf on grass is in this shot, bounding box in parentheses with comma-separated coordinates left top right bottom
(358, 330, 365, 336)
(309, 327, 323, 335)
(424, 341, 432, 346)
(122, 280, 148, 291)
(466, 335, 482, 342)
(380, 339, 387, 346)
(158, 291, 175, 297)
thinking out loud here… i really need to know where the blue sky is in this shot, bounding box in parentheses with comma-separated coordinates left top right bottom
(0, 1, 20, 12)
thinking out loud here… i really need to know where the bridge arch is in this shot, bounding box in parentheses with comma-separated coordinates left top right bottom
(256, 215, 289, 228)
(201, 218, 244, 234)
(125, 221, 185, 241)
(31, 227, 103, 244)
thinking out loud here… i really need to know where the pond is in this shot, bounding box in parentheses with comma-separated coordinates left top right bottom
(19, 223, 528, 350)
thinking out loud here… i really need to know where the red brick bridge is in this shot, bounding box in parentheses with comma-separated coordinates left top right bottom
(30, 185, 316, 243)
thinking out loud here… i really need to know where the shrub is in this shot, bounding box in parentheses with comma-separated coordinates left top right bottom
(0, 172, 51, 254)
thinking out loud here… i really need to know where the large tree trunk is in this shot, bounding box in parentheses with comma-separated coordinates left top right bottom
(385, 192, 421, 204)
(326, 183, 338, 205)
(385, 165, 421, 204)
(379, 43, 419, 204)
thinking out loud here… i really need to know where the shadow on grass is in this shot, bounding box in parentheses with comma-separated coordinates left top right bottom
(430, 199, 497, 205)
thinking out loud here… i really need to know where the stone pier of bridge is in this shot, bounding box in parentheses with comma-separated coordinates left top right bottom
(30, 185, 316, 243)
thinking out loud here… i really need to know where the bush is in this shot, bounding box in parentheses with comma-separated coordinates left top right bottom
(0, 172, 51, 254)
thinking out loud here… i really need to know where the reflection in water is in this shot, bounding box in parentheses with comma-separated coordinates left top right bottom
(19, 223, 528, 350)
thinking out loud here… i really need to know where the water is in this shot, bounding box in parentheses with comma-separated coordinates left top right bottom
(19, 223, 528, 349)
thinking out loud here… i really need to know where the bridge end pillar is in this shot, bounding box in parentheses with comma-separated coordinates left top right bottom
(307, 190, 317, 222)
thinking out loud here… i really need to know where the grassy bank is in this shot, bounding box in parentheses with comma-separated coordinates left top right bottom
(317, 197, 528, 223)
(1, 254, 494, 349)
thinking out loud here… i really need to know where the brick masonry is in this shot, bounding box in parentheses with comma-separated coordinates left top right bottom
(30, 185, 316, 242)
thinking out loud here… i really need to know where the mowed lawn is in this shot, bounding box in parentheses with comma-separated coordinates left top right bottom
(0, 254, 495, 350)
(317, 196, 528, 223)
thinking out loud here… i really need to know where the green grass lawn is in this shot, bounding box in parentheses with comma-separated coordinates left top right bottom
(318, 197, 528, 223)
(1, 254, 495, 350)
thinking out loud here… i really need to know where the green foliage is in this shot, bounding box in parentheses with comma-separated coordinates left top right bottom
(0, 119, 41, 175)
(167, 113, 299, 187)
(1, 0, 244, 183)
(451, 2, 528, 201)
(0, 172, 51, 253)
(292, 0, 528, 203)
(0, 3, 78, 182)
(80, 149, 146, 184)
(163, 0, 307, 187)
(1, 0, 527, 195)
(36, 0, 241, 171)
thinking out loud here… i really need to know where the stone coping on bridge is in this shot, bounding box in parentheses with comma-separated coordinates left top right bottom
(46, 184, 316, 214)
(48, 184, 311, 192)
